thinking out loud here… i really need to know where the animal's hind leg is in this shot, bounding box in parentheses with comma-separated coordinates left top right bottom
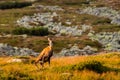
(48, 58, 50, 67)
(39, 56, 45, 68)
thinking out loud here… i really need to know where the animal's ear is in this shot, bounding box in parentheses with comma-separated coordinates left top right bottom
(48, 37, 50, 40)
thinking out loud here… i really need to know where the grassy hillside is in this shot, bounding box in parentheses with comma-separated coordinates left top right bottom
(0, 52, 120, 80)
(0, 1, 120, 79)
(0, 0, 111, 52)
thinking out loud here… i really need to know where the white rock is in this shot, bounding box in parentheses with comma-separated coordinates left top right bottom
(7, 59, 22, 63)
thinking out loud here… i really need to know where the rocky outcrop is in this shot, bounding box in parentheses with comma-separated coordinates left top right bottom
(0, 43, 38, 56)
(0, 43, 98, 57)
(35, 5, 64, 11)
(17, 12, 92, 36)
(58, 45, 97, 56)
(88, 31, 120, 51)
(77, 7, 120, 25)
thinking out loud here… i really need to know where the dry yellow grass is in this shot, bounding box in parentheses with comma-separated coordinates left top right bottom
(0, 52, 120, 80)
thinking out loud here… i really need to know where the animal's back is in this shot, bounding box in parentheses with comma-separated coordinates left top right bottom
(36, 46, 53, 62)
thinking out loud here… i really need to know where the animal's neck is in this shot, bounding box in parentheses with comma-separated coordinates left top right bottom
(49, 41, 53, 48)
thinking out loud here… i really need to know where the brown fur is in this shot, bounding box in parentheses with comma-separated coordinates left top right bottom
(35, 38, 53, 68)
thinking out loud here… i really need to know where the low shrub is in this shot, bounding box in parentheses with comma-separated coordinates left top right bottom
(92, 18, 111, 25)
(0, 1, 32, 10)
(12, 27, 49, 36)
(75, 60, 108, 73)
(53, 60, 108, 73)
(12, 27, 29, 35)
(83, 40, 102, 49)
(64, 1, 89, 6)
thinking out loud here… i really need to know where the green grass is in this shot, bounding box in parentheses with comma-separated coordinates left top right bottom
(0, 37, 79, 52)
(94, 24, 120, 32)
(36, 0, 98, 6)
(92, 18, 111, 25)
(0, 7, 38, 34)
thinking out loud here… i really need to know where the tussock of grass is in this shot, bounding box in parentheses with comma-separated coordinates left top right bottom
(92, 18, 111, 25)
(53, 60, 109, 73)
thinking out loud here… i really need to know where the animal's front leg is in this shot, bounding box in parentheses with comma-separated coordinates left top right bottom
(34, 61, 40, 69)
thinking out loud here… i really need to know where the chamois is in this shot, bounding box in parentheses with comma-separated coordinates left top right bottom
(35, 38, 53, 68)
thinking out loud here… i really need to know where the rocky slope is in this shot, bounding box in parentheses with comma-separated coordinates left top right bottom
(78, 7, 120, 25)
(17, 11, 92, 36)
(0, 43, 38, 56)
(1, 0, 120, 56)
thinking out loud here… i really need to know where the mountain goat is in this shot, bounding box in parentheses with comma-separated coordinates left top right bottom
(35, 38, 53, 68)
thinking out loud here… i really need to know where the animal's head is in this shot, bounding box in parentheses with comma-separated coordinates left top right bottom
(48, 37, 53, 47)
(48, 37, 52, 41)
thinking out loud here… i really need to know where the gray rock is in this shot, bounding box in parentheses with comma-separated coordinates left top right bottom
(65, 21, 72, 25)
(0, 43, 38, 56)
(59, 45, 96, 56)
(17, 12, 92, 36)
(88, 31, 120, 51)
(82, 24, 92, 32)
(78, 7, 120, 25)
